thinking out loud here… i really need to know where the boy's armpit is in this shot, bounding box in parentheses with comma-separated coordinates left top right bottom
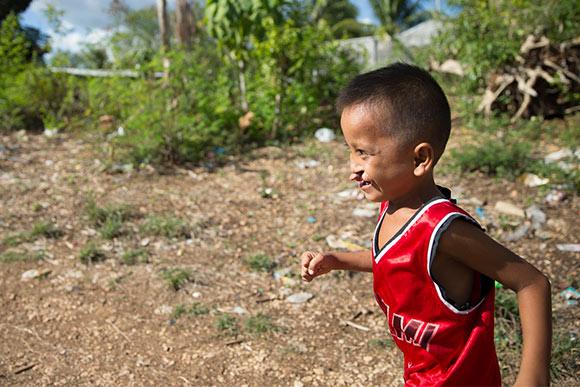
(437, 219, 543, 292)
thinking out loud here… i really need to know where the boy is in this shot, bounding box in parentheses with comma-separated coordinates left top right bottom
(300, 63, 552, 386)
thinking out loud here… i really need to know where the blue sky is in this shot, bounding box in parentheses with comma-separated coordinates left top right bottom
(20, 0, 446, 53)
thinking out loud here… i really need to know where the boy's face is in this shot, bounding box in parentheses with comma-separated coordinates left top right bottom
(341, 103, 416, 203)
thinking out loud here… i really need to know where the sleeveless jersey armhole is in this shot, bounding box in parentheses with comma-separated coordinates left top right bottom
(426, 213, 493, 315)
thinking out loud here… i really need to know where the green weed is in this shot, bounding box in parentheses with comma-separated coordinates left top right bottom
(100, 217, 123, 240)
(78, 243, 106, 264)
(215, 314, 239, 335)
(2, 221, 62, 247)
(0, 250, 44, 263)
(172, 303, 209, 319)
(161, 268, 191, 291)
(120, 248, 149, 265)
(141, 215, 189, 238)
(245, 253, 275, 272)
(243, 313, 277, 334)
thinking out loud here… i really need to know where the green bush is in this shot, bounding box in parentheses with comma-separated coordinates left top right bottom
(433, 0, 579, 89)
(161, 268, 191, 291)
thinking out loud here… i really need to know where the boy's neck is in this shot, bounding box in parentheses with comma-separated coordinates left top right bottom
(387, 176, 443, 211)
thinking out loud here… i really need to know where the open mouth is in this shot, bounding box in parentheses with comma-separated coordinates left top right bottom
(358, 181, 371, 188)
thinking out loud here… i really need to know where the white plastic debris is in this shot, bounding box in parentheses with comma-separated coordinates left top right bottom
(545, 190, 567, 205)
(525, 205, 546, 228)
(336, 189, 364, 200)
(21, 269, 40, 281)
(352, 208, 376, 218)
(314, 128, 336, 143)
(154, 305, 173, 315)
(295, 159, 320, 169)
(43, 128, 58, 137)
(522, 173, 549, 187)
(218, 306, 248, 315)
(544, 148, 576, 163)
(556, 244, 580, 253)
(286, 292, 313, 304)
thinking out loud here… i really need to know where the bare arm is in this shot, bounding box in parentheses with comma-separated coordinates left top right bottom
(439, 220, 552, 386)
(301, 250, 372, 282)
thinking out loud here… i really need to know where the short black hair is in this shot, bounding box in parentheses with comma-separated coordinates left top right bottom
(337, 62, 451, 163)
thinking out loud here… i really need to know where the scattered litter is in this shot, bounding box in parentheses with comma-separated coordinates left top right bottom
(522, 173, 549, 187)
(154, 305, 172, 315)
(314, 128, 335, 143)
(110, 163, 133, 174)
(21, 269, 40, 281)
(545, 190, 567, 205)
(43, 128, 58, 137)
(352, 207, 376, 218)
(503, 223, 530, 242)
(107, 126, 125, 140)
(286, 292, 313, 304)
(341, 320, 370, 331)
(218, 306, 248, 315)
(475, 207, 486, 220)
(494, 201, 525, 217)
(326, 235, 366, 251)
(544, 148, 578, 164)
(556, 244, 580, 253)
(296, 159, 320, 169)
(494, 281, 503, 289)
(336, 189, 364, 200)
(560, 287, 579, 306)
(307, 216, 317, 223)
(525, 205, 546, 229)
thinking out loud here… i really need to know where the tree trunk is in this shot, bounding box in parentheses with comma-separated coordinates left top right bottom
(237, 58, 249, 113)
(156, 0, 170, 51)
(175, 0, 194, 49)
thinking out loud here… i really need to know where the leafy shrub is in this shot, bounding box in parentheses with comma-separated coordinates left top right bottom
(433, 0, 580, 89)
(0, 250, 45, 263)
(141, 215, 189, 238)
(120, 248, 149, 265)
(243, 313, 277, 334)
(215, 313, 239, 335)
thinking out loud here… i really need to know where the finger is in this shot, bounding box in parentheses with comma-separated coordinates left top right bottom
(301, 252, 314, 268)
(308, 253, 324, 275)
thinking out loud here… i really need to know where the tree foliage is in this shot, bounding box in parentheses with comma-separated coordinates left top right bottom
(0, 0, 33, 21)
(368, 0, 427, 35)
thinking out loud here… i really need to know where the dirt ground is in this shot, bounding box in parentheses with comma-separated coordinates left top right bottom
(0, 129, 578, 386)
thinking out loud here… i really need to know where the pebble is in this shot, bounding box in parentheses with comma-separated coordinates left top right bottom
(21, 269, 41, 281)
(494, 201, 525, 217)
(287, 292, 313, 304)
(154, 305, 173, 315)
(522, 173, 549, 187)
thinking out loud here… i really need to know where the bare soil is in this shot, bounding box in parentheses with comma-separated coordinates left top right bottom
(0, 130, 578, 386)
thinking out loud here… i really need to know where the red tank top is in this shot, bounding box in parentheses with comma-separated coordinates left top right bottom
(372, 198, 500, 386)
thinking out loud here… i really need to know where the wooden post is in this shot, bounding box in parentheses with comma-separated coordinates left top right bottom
(175, 0, 194, 49)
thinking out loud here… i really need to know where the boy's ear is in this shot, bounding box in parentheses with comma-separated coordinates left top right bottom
(413, 142, 434, 177)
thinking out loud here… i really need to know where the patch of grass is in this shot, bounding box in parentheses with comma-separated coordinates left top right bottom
(78, 243, 106, 264)
(85, 197, 133, 227)
(141, 215, 189, 238)
(494, 289, 522, 376)
(243, 313, 277, 334)
(0, 250, 44, 263)
(451, 138, 533, 179)
(100, 217, 123, 240)
(2, 221, 63, 247)
(215, 313, 239, 335)
(245, 253, 275, 273)
(172, 302, 209, 319)
(551, 331, 578, 380)
(120, 248, 149, 265)
(30, 221, 63, 239)
(161, 268, 191, 291)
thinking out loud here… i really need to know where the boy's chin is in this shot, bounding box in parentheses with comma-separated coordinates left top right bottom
(362, 190, 386, 203)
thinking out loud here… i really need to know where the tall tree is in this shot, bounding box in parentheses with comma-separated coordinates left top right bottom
(0, 0, 33, 22)
(310, 0, 373, 38)
(156, 0, 170, 51)
(175, 0, 194, 49)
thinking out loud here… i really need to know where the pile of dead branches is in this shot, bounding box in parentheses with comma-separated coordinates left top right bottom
(477, 35, 579, 122)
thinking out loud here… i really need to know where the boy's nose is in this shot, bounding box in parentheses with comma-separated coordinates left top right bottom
(350, 162, 363, 181)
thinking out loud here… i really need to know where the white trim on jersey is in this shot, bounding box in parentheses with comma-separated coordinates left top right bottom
(426, 212, 486, 315)
(374, 198, 449, 264)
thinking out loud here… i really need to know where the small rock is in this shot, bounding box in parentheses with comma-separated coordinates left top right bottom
(140, 238, 150, 247)
(287, 292, 313, 304)
(544, 148, 577, 163)
(494, 201, 525, 217)
(314, 128, 335, 143)
(191, 291, 201, 298)
(294, 381, 304, 387)
(43, 128, 58, 137)
(154, 305, 173, 315)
